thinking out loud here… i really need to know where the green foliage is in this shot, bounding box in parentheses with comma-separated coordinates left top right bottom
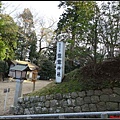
(0, 14, 18, 60)
(65, 59, 79, 74)
(64, 68, 80, 82)
(16, 8, 37, 61)
(39, 59, 55, 80)
(56, 1, 95, 35)
(56, 1, 96, 67)
(56, 1, 120, 68)
(29, 32, 38, 62)
(0, 60, 8, 72)
(0, 41, 5, 60)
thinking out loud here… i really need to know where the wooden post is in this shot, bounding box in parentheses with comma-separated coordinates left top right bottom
(32, 70, 38, 92)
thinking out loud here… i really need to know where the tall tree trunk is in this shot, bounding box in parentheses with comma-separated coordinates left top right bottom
(94, 19, 98, 64)
(69, 31, 75, 66)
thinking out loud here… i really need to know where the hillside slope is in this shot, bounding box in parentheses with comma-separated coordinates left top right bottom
(79, 57, 120, 90)
(28, 57, 120, 96)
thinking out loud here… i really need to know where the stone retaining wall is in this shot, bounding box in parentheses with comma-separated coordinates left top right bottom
(14, 87, 120, 115)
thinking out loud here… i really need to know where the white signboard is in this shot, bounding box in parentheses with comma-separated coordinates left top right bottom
(55, 41, 65, 83)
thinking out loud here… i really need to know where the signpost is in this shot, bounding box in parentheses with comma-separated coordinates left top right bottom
(4, 88, 10, 112)
(32, 70, 38, 91)
(55, 41, 65, 83)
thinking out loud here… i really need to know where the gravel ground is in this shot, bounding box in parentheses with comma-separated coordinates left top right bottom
(0, 78, 52, 116)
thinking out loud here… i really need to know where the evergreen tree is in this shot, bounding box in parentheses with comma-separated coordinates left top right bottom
(16, 8, 37, 62)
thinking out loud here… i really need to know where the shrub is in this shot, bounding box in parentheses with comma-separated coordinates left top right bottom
(39, 59, 55, 80)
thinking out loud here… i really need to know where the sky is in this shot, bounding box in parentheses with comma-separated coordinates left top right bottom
(1, 1, 64, 26)
(1, 1, 64, 48)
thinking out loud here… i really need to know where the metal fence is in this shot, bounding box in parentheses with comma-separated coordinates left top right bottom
(0, 111, 120, 119)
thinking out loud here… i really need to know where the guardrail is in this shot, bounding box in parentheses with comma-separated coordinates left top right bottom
(0, 111, 120, 119)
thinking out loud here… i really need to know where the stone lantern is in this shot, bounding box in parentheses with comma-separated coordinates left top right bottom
(10, 64, 31, 107)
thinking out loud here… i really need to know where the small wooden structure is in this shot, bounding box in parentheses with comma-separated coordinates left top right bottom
(10, 64, 31, 79)
(9, 60, 39, 80)
(9, 60, 39, 91)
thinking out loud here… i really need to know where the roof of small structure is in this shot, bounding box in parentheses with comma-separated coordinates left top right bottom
(12, 60, 39, 71)
(10, 64, 31, 71)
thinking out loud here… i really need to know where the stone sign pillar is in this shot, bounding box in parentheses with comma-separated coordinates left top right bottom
(55, 41, 65, 83)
